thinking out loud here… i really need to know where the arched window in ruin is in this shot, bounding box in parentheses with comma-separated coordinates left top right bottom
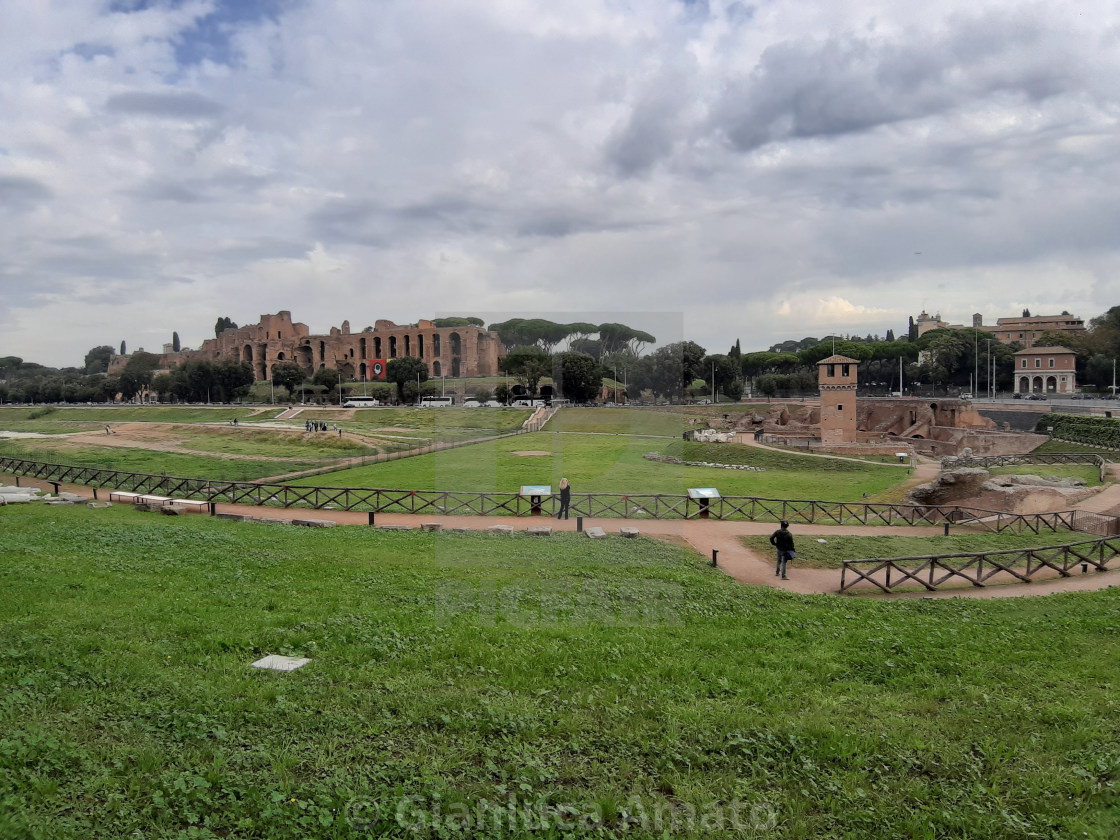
(451, 358, 461, 377)
(359, 362, 367, 381)
(404, 335, 411, 357)
(243, 344, 254, 363)
(340, 362, 355, 380)
(299, 346, 313, 368)
(374, 337, 382, 358)
(418, 335, 425, 359)
(277, 352, 286, 361)
(432, 360, 441, 377)
(319, 341, 326, 363)
(449, 332, 461, 358)
(360, 338, 367, 359)
(433, 333, 441, 358)
(389, 336, 398, 358)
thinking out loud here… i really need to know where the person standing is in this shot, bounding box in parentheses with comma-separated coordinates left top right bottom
(556, 477, 571, 520)
(769, 520, 796, 580)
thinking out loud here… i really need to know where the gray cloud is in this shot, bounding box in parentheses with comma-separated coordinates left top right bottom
(0, 176, 53, 210)
(105, 90, 224, 119)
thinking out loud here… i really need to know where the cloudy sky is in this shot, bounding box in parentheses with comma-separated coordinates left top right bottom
(3, 0, 1120, 367)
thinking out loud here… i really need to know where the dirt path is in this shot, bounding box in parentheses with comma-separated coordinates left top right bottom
(12, 474, 1120, 601)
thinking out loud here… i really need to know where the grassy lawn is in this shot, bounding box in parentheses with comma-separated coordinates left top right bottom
(1, 504, 1119, 838)
(291, 430, 906, 499)
(0, 406, 264, 423)
(987, 464, 1104, 486)
(1032, 439, 1120, 457)
(167, 427, 376, 459)
(0, 441, 328, 482)
(741, 531, 1094, 569)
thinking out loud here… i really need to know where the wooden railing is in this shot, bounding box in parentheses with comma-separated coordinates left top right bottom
(942, 452, 1110, 481)
(840, 536, 1120, 593)
(5, 455, 1120, 534)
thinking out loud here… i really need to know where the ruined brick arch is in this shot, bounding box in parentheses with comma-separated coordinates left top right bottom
(432, 334, 441, 357)
(243, 344, 254, 364)
(374, 337, 382, 357)
(449, 332, 461, 357)
(360, 338, 367, 359)
(432, 360, 441, 377)
(451, 358, 460, 376)
(298, 345, 313, 368)
(404, 335, 411, 357)
(418, 335, 425, 359)
(339, 362, 355, 380)
(319, 341, 326, 363)
(359, 362, 367, 381)
(276, 352, 286, 361)
(389, 336, 398, 358)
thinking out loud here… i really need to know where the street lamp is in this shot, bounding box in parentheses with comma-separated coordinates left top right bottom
(985, 339, 993, 400)
(338, 371, 342, 406)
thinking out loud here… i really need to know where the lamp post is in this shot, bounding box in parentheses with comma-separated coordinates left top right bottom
(985, 339, 993, 400)
(338, 372, 342, 406)
(712, 359, 716, 404)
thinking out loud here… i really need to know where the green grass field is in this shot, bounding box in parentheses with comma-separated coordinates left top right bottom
(741, 531, 1093, 569)
(0, 406, 265, 424)
(0, 440, 327, 482)
(987, 464, 1104, 486)
(290, 430, 905, 499)
(1032, 439, 1120, 456)
(2, 504, 1118, 838)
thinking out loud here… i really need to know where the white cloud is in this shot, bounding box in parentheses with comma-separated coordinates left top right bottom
(2, 0, 1120, 366)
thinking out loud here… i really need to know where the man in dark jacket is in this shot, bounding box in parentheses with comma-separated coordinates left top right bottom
(769, 520, 795, 580)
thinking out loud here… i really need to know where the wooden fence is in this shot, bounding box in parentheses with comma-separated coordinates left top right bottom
(5, 455, 1120, 534)
(840, 536, 1120, 593)
(942, 452, 1109, 482)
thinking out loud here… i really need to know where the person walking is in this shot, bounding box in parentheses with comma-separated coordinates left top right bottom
(556, 477, 571, 520)
(769, 520, 796, 580)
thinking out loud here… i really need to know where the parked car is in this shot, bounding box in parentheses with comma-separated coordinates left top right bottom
(461, 400, 481, 408)
(1027, 394, 1048, 400)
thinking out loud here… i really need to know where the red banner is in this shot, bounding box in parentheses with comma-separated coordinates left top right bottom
(367, 359, 387, 380)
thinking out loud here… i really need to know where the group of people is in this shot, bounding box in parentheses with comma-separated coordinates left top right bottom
(305, 419, 340, 436)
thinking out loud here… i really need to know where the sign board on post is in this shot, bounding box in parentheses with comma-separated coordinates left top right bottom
(520, 485, 551, 516)
(687, 487, 720, 519)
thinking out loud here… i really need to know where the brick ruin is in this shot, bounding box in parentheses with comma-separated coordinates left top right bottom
(759, 399, 1047, 457)
(113, 311, 505, 382)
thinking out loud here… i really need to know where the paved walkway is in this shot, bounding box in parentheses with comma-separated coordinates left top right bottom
(10, 475, 1120, 601)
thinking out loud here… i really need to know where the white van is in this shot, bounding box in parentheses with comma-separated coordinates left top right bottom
(511, 399, 547, 408)
(418, 396, 454, 408)
(343, 397, 380, 407)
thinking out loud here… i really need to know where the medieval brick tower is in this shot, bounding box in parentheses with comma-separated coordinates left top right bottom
(818, 354, 859, 444)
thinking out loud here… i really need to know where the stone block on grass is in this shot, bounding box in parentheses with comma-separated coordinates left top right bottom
(216, 512, 251, 521)
(526, 526, 552, 537)
(293, 518, 336, 528)
(619, 527, 640, 538)
(377, 524, 413, 531)
(585, 526, 608, 539)
(488, 524, 514, 535)
(420, 522, 443, 532)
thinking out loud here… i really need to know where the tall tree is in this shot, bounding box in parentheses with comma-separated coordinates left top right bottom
(214, 316, 239, 338)
(270, 362, 307, 398)
(120, 340, 126, 356)
(172, 331, 181, 352)
(83, 346, 114, 375)
(554, 352, 602, 403)
(386, 357, 429, 402)
(499, 346, 551, 396)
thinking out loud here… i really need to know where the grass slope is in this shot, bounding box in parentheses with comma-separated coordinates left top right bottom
(1, 504, 1118, 838)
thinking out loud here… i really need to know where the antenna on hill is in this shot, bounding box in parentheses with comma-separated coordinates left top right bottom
(832, 336, 836, 354)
